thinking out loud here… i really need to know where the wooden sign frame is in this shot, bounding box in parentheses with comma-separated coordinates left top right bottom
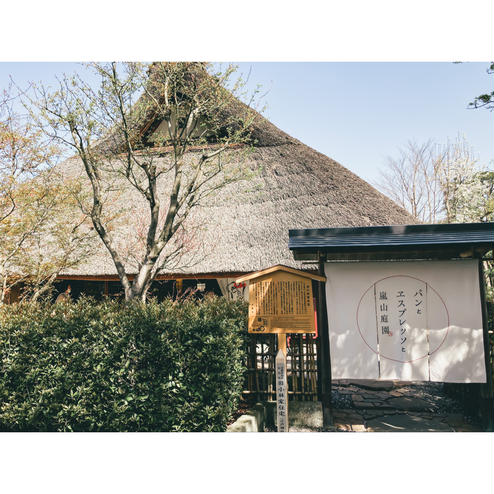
(236, 265, 326, 334)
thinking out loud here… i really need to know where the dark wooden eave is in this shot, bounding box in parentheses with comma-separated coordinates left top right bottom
(56, 271, 249, 282)
(289, 222, 494, 261)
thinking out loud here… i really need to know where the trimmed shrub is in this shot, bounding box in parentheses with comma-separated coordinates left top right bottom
(0, 296, 247, 431)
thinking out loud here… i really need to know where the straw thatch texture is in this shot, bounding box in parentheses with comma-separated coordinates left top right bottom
(58, 121, 415, 277)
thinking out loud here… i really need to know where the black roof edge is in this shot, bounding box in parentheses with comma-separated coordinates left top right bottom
(288, 222, 494, 260)
(289, 222, 494, 239)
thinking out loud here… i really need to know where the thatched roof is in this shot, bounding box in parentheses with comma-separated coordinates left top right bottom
(58, 67, 416, 277)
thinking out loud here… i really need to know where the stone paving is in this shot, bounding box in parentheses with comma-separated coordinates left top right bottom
(329, 380, 483, 432)
(285, 380, 483, 432)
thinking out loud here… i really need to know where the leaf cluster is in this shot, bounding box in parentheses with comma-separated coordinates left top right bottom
(0, 91, 95, 302)
(469, 62, 494, 111)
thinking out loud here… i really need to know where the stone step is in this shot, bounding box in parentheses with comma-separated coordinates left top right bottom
(347, 380, 394, 391)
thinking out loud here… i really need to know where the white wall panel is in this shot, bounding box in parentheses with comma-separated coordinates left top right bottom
(325, 260, 486, 383)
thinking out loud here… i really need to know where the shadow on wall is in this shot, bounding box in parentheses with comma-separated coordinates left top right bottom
(330, 324, 486, 383)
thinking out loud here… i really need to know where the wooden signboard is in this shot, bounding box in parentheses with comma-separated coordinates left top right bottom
(237, 265, 326, 432)
(236, 265, 326, 334)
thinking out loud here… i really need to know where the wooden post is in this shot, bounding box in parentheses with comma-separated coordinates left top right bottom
(478, 259, 493, 431)
(278, 332, 287, 355)
(317, 257, 333, 427)
(276, 333, 289, 432)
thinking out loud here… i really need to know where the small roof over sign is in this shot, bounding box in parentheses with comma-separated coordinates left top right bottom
(235, 264, 326, 283)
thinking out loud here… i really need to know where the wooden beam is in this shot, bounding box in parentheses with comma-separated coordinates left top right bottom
(478, 259, 494, 431)
(56, 271, 248, 282)
(118, 141, 244, 158)
(56, 275, 123, 282)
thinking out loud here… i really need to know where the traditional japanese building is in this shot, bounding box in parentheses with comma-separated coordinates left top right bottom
(52, 65, 415, 301)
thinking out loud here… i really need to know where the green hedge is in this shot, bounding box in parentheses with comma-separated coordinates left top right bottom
(0, 297, 247, 431)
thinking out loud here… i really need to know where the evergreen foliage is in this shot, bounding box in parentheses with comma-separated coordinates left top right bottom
(0, 296, 247, 431)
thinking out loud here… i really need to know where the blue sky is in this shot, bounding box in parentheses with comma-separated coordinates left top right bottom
(1, 62, 492, 183)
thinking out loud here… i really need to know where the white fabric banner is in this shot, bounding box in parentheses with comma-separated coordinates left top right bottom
(325, 260, 486, 383)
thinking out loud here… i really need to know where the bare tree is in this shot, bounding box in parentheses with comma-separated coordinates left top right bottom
(375, 140, 444, 223)
(25, 62, 261, 301)
(375, 136, 492, 225)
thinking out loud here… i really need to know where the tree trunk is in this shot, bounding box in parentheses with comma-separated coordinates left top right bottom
(0, 275, 7, 304)
(30, 273, 58, 302)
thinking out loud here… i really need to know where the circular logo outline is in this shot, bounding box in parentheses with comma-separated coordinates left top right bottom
(356, 274, 450, 364)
